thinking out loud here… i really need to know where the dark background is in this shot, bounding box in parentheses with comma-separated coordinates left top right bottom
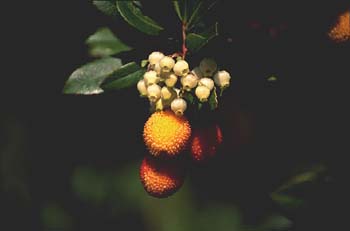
(1, 1, 349, 230)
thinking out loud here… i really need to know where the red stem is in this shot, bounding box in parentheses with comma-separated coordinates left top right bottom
(182, 23, 188, 59)
(170, 52, 182, 58)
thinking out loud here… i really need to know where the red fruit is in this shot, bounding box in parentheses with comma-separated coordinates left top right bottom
(190, 125, 223, 163)
(139, 156, 185, 198)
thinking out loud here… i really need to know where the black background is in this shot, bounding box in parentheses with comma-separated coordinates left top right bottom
(1, 1, 349, 230)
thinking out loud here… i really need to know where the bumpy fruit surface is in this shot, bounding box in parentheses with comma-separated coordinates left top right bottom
(140, 156, 185, 198)
(190, 125, 223, 162)
(143, 111, 191, 157)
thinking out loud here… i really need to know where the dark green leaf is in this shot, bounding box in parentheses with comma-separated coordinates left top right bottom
(183, 92, 195, 104)
(259, 214, 292, 230)
(183, 0, 189, 23)
(270, 164, 327, 210)
(173, 0, 189, 23)
(270, 193, 305, 209)
(63, 58, 122, 95)
(187, 1, 204, 27)
(133, 1, 142, 8)
(198, 102, 203, 110)
(102, 62, 140, 85)
(208, 87, 218, 110)
(173, 1, 183, 21)
(116, 1, 164, 35)
(186, 22, 218, 52)
(86, 27, 132, 57)
(275, 164, 327, 193)
(93, 0, 118, 16)
(101, 62, 145, 90)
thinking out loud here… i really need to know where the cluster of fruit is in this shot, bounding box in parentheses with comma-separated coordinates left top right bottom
(140, 111, 223, 198)
(137, 52, 231, 115)
(137, 52, 230, 198)
(328, 10, 350, 42)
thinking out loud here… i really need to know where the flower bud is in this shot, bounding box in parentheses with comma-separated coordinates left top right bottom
(213, 70, 231, 88)
(154, 62, 162, 75)
(144, 70, 160, 86)
(198, 77, 214, 91)
(199, 58, 217, 77)
(147, 84, 161, 102)
(173, 60, 190, 76)
(161, 86, 177, 101)
(171, 98, 187, 116)
(164, 73, 178, 87)
(155, 99, 164, 111)
(159, 56, 175, 72)
(148, 51, 164, 65)
(137, 79, 148, 96)
(195, 86, 211, 102)
(191, 67, 203, 79)
(174, 88, 181, 97)
(181, 74, 198, 91)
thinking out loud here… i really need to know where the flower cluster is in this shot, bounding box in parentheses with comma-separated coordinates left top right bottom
(137, 52, 231, 115)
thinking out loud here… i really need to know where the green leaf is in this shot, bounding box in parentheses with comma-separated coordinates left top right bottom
(198, 102, 203, 110)
(270, 164, 327, 210)
(116, 1, 164, 35)
(173, 0, 189, 23)
(183, 92, 195, 104)
(141, 59, 148, 68)
(186, 22, 218, 53)
(86, 27, 132, 57)
(267, 75, 278, 82)
(275, 164, 327, 193)
(93, 0, 118, 16)
(270, 193, 305, 209)
(63, 57, 122, 95)
(174, 0, 216, 28)
(101, 62, 145, 90)
(173, 1, 183, 22)
(259, 214, 292, 230)
(208, 87, 218, 110)
(187, 1, 204, 27)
